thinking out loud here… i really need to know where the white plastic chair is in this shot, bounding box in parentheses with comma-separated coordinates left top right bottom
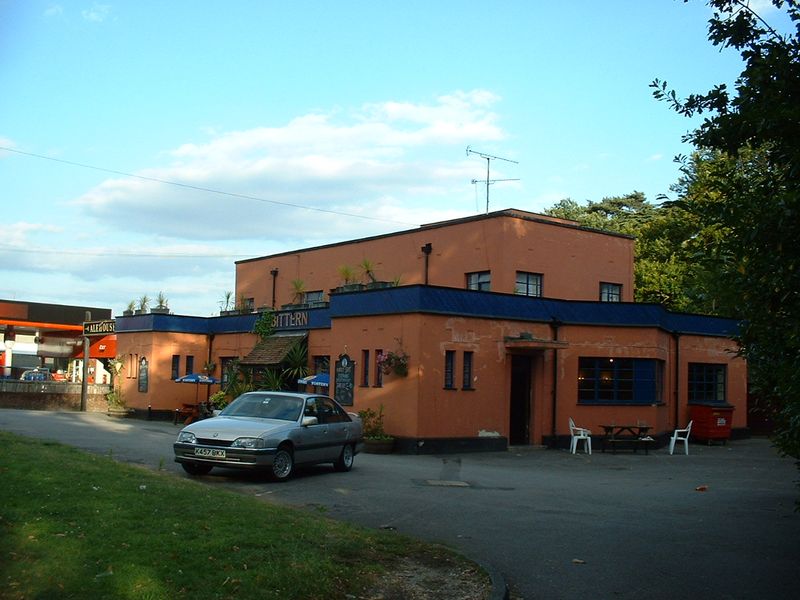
(669, 420, 693, 455)
(569, 417, 592, 455)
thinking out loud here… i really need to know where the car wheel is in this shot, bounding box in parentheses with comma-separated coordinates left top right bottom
(181, 462, 213, 476)
(271, 446, 294, 481)
(334, 444, 355, 472)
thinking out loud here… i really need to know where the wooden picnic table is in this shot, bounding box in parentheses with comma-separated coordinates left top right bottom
(600, 424, 654, 454)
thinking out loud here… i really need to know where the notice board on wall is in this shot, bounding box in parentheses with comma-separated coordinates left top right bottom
(334, 353, 354, 406)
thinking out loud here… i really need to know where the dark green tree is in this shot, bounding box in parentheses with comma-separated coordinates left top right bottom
(545, 192, 656, 235)
(653, 0, 800, 464)
(546, 193, 708, 312)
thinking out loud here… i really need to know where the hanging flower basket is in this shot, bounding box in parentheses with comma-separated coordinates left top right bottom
(377, 349, 409, 377)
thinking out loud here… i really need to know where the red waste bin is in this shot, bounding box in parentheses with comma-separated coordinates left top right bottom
(689, 404, 734, 443)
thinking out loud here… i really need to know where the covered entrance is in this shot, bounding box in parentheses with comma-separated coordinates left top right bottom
(509, 354, 532, 445)
(506, 334, 568, 446)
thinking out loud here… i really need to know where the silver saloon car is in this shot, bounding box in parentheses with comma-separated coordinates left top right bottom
(173, 391, 363, 481)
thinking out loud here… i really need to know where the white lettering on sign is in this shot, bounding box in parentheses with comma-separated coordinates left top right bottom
(83, 320, 115, 336)
(272, 311, 309, 329)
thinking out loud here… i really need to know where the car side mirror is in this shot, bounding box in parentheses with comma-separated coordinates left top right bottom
(302, 416, 318, 427)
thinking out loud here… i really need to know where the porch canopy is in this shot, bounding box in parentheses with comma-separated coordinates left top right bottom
(504, 333, 568, 353)
(239, 333, 307, 366)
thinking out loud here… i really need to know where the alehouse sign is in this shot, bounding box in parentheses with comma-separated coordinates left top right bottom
(83, 319, 116, 336)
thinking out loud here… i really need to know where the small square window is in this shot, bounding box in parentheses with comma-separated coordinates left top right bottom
(466, 271, 491, 291)
(515, 272, 543, 297)
(304, 290, 324, 304)
(688, 363, 727, 404)
(600, 282, 622, 302)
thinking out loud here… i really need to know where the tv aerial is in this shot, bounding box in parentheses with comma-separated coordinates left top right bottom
(466, 146, 519, 214)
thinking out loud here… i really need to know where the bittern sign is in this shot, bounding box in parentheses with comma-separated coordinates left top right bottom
(83, 319, 115, 336)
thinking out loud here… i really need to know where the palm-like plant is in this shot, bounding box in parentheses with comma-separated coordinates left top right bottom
(260, 368, 286, 391)
(290, 279, 306, 304)
(156, 291, 169, 309)
(282, 342, 309, 386)
(337, 264, 356, 285)
(359, 258, 377, 283)
(223, 361, 254, 399)
(220, 291, 234, 312)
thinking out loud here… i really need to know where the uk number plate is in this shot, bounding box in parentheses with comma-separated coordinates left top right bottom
(195, 447, 225, 458)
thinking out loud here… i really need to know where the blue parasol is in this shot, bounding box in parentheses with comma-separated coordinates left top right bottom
(175, 373, 220, 384)
(175, 373, 221, 404)
(297, 373, 330, 387)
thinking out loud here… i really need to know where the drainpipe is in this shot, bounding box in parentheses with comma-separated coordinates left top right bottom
(270, 268, 279, 308)
(206, 333, 215, 403)
(672, 331, 681, 428)
(421, 243, 432, 285)
(550, 318, 562, 448)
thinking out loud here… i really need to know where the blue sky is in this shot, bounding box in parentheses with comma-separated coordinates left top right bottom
(0, 1, 791, 316)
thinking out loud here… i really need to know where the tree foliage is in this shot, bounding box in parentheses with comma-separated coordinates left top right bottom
(545, 193, 712, 312)
(252, 309, 275, 341)
(653, 0, 800, 462)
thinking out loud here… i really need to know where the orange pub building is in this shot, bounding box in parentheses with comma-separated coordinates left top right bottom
(114, 209, 746, 451)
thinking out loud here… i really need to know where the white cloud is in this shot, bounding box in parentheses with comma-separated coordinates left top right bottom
(44, 4, 63, 18)
(72, 90, 505, 242)
(648, 153, 664, 162)
(82, 3, 111, 22)
(0, 90, 511, 315)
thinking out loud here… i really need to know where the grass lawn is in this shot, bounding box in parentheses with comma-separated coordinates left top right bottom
(0, 431, 476, 599)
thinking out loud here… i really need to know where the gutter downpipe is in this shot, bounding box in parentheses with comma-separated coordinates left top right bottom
(206, 333, 215, 403)
(421, 243, 432, 285)
(550, 318, 562, 448)
(270, 268, 279, 308)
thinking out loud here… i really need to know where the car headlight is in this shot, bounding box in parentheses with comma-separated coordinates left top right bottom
(178, 432, 197, 444)
(230, 437, 265, 449)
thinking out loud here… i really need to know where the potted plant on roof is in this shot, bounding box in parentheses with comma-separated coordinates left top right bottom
(219, 291, 238, 316)
(122, 300, 136, 317)
(360, 258, 391, 289)
(282, 279, 307, 309)
(336, 264, 365, 293)
(135, 294, 150, 315)
(151, 291, 169, 314)
(358, 404, 395, 454)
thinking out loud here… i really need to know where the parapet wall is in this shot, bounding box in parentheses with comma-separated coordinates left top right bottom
(0, 381, 111, 412)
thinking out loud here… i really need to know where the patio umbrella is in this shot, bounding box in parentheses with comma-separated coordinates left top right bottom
(175, 373, 221, 404)
(297, 373, 330, 387)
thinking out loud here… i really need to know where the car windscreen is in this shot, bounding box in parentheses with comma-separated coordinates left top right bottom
(220, 393, 303, 421)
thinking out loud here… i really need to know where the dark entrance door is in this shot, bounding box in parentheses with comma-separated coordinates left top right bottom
(509, 355, 532, 445)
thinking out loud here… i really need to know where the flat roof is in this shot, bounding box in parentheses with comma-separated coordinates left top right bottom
(235, 208, 634, 265)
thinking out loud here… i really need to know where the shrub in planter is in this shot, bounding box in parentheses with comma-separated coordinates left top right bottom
(358, 405, 395, 453)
